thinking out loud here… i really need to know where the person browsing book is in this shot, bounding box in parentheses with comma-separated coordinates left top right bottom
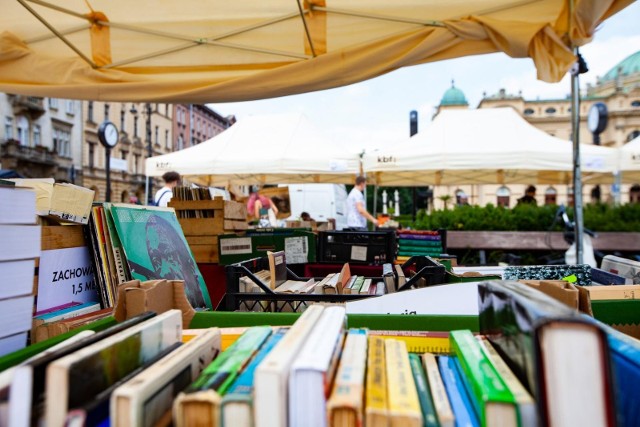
(346, 175, 378, 231)
(153, 171, 180, 207)
(247, 186, 278, 227)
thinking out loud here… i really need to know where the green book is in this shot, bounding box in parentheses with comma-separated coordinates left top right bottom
(350, 276, 366, 293)
(187, 326, 273, 394)
(409, 353, 440, 427)
(399, 239, 443, 248)
(450, 330, 517, 427)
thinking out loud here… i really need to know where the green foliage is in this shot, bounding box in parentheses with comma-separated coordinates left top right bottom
(413, 203, 640, 232)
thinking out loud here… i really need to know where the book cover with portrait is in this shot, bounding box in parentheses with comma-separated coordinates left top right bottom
(109, 204, 212, 310)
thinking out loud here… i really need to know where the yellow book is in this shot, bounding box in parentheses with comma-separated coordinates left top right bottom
(369, 330, 450, 354)
(365, 336, 389, 427)
(385, 339, 423, 427)
(327, 329, 368, 427)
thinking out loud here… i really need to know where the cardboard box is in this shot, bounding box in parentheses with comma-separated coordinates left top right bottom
(520, 280, 579, 309)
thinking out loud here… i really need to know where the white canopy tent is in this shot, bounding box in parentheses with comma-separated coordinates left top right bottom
(145, 113, 361, 187)
(363, 108, 618, 186)
(618, 135, 640, 183)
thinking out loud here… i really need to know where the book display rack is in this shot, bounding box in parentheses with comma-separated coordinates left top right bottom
(223, 255, 446, 312)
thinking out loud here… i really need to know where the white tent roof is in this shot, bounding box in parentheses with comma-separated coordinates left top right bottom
(363, 108, 617, 186)
(145, 113, 360, 186)
(618, 135, 640, 183)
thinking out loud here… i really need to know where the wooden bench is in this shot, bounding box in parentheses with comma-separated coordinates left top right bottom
(446, 231, 640, 252)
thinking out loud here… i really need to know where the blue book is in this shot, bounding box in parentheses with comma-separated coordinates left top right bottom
(438, 355, 479, 427)
(591, 267, 633, 285)
(606, 327, 640, 427)
(34, 301, 100, 321)
(220, 327, 288, 427)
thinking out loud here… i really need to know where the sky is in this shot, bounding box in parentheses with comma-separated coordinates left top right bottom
(209, 2, 640, 152)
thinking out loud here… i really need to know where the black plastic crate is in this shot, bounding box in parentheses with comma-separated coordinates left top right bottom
(317, 230, 396, 264)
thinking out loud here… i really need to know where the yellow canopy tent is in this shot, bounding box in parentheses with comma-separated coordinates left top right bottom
(0, 0, 634, 262)
(0, 0, 633, 103)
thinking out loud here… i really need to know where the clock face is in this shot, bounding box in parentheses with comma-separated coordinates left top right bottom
(587, 102, 607, 134)
(587, 105, 599, 132)
(98, 121, 119, 148)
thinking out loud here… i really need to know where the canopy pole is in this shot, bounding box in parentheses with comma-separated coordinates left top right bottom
(145, 175, 150, 206)
(571, 47, 585, 264)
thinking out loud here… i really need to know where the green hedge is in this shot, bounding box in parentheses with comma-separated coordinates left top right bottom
(412, 203, 640, 232)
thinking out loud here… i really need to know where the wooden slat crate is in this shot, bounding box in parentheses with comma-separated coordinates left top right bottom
(168, 198, 248, 263)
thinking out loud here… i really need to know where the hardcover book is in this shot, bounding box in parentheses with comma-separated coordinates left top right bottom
(385, 339, 423, 427)
(327, 328, 368, 427)
(289, 306, 346, 427)
(173, 326, 272, 427)
(365, 336, 389, 427)
(44, 310, 182, 427)
(408, 353, 439, 427)
(109, 204, 212, 309)
(254, 305, 325, 427)
(479, 280, 616, 427)
(111, 328, 221, 427)
(221, 328, 287, 427)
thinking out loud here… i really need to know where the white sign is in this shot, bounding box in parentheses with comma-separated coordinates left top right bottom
(37, 246, 99, 311)
(350, 245, 368, 262)
(346, 281, 479, 315)
(110, 157, 128, 171)
(219, 237, 252, 255)
(285, 236, 308, 264)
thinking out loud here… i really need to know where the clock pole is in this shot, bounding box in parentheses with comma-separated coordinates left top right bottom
(105, 146, 112, 202)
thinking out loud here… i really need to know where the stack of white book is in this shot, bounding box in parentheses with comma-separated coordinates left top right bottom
(0, 185, 40, 356)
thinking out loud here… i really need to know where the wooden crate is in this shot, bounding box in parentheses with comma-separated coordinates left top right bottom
(168, 198, 248, 263)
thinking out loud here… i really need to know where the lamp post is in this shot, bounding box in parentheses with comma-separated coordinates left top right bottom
(130, 103, 154, 204)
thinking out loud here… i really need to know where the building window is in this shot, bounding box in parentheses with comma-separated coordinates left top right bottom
(66, 100, 75, 115)
(627, 130, 640, 142)
(33, 125, 41, 146)
(544, 186, 557, 205)
(4, 116, 13, 140)
(545, 107, 557, 114)
(134, 153, 140, 175)
(16, 116, 29, 146)
(120, 108, 125, 131)
(631, 100, 640, 108)
(631, 184, 640, 204)
(155, 126, 159, 146)
(88, 101, 94, 122)
(53, 127, 71, 157)
(104, 103, 110, 122)
(165, 129, 170, 149)
(88, 143, 95, 169)
(496, 186, 510, 208)
(121, 150, 127, 160)
(523, 108, 534, 115)
(134, 116, 139, 137)
(178, 134, 184, 150)
(49, 98, 58, 109)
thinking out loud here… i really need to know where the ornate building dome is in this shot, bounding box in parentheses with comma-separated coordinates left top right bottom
(440, 80, 469, 106)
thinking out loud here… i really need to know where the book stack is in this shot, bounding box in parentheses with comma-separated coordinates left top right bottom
(397, 230, 443, 259)
(1, 280, 639, 426)
(0, 185, 40, 356)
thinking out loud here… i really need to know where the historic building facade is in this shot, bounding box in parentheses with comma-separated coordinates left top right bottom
(0, 95, 83, 183)
(431, 50, 640, 208)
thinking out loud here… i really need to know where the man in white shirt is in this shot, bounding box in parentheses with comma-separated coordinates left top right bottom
(346, 175, 378, 230)
(153, 171, 180, 207)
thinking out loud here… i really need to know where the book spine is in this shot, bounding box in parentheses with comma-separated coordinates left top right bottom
(187, 326, 272, 394)
(365, 336, 388, 426)
(326, 329, 368, 427)
(438, 356, 479, 427)
(450, 330, 515, 427)
(369, 331, 450, 354)
(385, 339, 423, 425)
(422, 353, 455, 427)
(409, 353, 439, 427)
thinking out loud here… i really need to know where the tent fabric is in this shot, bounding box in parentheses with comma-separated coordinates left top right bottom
(618, 135, 640, 183)
(0, 0, 633, 103)
(362, 108, 617, 186)
(145, 113, 360, 186)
